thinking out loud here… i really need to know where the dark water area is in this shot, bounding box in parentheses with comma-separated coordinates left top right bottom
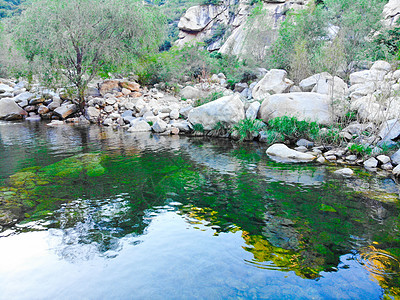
(0, 120, 400, 299)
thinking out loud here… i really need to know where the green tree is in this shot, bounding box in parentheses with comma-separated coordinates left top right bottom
(10, 0, 166, 109)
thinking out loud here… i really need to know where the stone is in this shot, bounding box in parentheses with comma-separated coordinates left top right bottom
(29, 97, 45, 105)
(334, 168, 354, 176)
(128, 119, 151, 132)
(48, 97, 62, 110)
(245, 102, 261, 120)
(296, 139, 314, 148)
(37, 105, 49, 115)
(299, 72, 330, 92)
(86, 107, 100, 123)
(381, 162, 393, 170)
(170, 120, 191, 132)
(85, 87, 101, 97)
(311, 75, 348, 100)
(370, 60, 392, 73)
(234, 82, 248, 93)
(294, 146, 308, 153)
(377, 155, 390, 164)
(25, 115, 41, 121)
(317, 156, 326, 164)
(180, 86, 203, 100)
(391, 149, 400, 165)
(393, 164, 400, 176)
(0, 84, 13, 94)
(179, 105, 193, 118)
(346, 155, 358, 162)
(120, 81, 140, 92)
(171, 127, 180, 135)
(266, 144, 316, 162)
(47, 120, 64, 126)
(325, 155, 337, 161)
(188, 94, 245, 131)
(121, 88, 131, 96)
(152, 118, 168, 133)
(169, 109, 180, 120)
(53, 104, 77, 119)
(364, 157, 378, 169)
(103, 118, 113, 126)
(379, 119, 400, 145)
(0, 98, 25, 119)
(258, 92, 333, 125)
(99, 80, 120, 96)
(252, 69, 292, 100)
(14, 92, 35, 104)
(104, 106, 114, 113)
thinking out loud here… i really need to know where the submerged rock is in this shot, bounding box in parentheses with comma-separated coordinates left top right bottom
(334, 168, 354, 176)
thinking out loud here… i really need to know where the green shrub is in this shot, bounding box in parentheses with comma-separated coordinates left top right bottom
(267, 116, 320, 142)
(192, 123, 204, 132)
(347, 143, 373, 156)
(233, 118, 266, 142)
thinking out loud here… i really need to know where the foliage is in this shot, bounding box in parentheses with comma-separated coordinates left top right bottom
(192, 123, 204, 132)
(136, 44, 258, 87)
(204, 23, 227, 47)
(268, 0, 388, 80)
(9, 0, 166, 108)
(233, 118, 266, 142)
(347, 143, 373, 156)
(267, 116, 320, 142)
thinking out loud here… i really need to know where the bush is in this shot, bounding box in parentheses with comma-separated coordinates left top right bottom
(194, 91, 224, 107)
(233, 118, 266, 142)
(267, 116, 320, 142)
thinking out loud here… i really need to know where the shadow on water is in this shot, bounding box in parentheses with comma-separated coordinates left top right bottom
(0, 121, 400, 298)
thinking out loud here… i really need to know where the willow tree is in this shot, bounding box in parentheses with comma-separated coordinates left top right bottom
(12, 0, 165, 109)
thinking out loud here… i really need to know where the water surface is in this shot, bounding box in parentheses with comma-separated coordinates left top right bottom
(0, 121, 399, 299)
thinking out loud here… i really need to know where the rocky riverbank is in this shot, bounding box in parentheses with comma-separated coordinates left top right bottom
(1, 60, 400, 176)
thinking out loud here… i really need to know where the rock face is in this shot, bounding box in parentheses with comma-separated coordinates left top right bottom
(258, 92, 333, 124)
(0, 98, 25, 119)
(266, 143, 316, 163)
(252, 69, 293, 100)
(188, 94, 245, 130)
(383, 0, 400, 27)
(176, 0, 308, 56)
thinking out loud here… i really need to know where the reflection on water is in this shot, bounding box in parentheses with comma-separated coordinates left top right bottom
(0, 121, 399, 299)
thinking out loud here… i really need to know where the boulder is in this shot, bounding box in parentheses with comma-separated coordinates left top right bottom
(128, 119, 151, 132)
(258, 92, 333, 125)
(334, 168, 354, 176)
(0, 98, 25, 119)
(53, 103, 77, 119)
(37, 105, 49, 115)
(180, 106, 193, 118)
(86, 107, 100, 123)
(99, 80, 120, 96)
(120, 81, 140, 92)
(311, 75, 348, 100)
(0, 84, 13, 94)
(378, 119, 400, 145)
(364, 157, 378, 169)
(391, 149, 400, 165)
(152, 118, 168, 133)
(371, 60, 391, 73)
(245, 101, 261, 120)
(252, 69, 293, 100)
(383, 0, 400, 26)
(266, 143, 316, 163)
(299, 72, 330, 92)
(188, 94, 245, 130)
(180, 86, 203, 100)
(377, 155, 390, 164)
(393, 164, 400, 176)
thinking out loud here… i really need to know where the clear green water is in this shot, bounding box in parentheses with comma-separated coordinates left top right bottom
(0, 121, 399, 299)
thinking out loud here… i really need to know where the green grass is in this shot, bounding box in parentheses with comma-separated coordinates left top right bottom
(232, 118, 266, 142)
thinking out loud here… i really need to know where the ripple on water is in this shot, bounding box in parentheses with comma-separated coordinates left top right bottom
(355, 246, 400, 277)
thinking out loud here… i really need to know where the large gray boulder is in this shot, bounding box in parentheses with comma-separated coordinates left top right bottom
(0, 84, 13, 94)
(0, 98, 25, 119)
(266, 143, 316, 163)
(188, 94, 245, 130)
(252, 69, 293, 100)
(258, 92, 333, 125)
